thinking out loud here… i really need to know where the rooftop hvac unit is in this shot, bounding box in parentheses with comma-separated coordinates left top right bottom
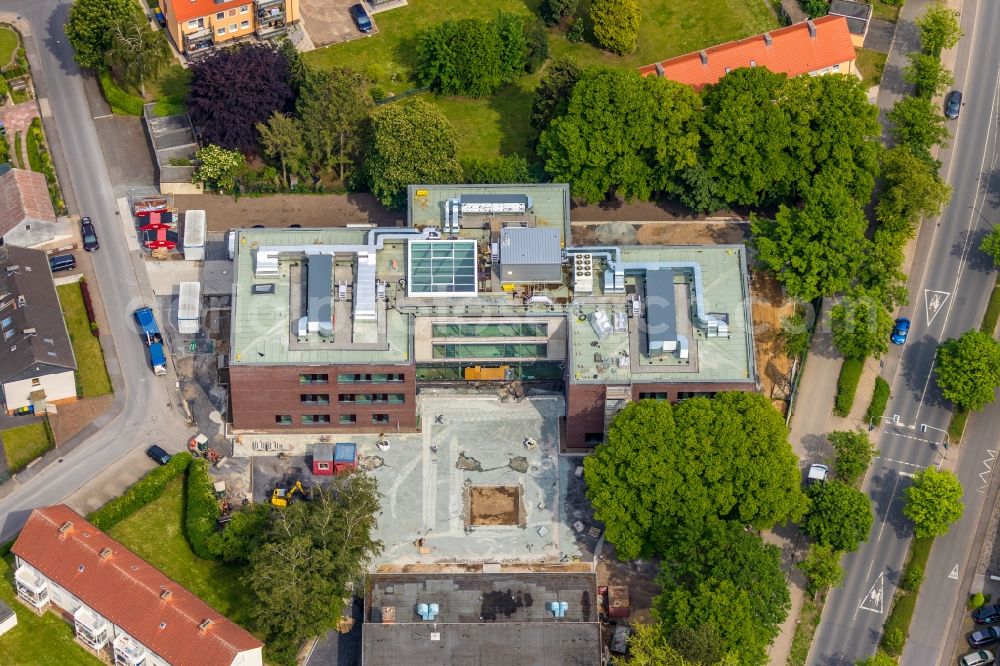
(590, 311, 613, 339)
(573, 253, 594, 294)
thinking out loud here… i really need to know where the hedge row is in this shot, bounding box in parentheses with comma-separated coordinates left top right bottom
(184, 458, 220, 560)
(98, 69, 143, 116)
(79, 278, 99, 336)
(89, 451, 193, 530)
(865, 377, 891, 424)
(27, 118, 65, 214)
(881, 536, 934, 656)
(834, 359, 864, 417)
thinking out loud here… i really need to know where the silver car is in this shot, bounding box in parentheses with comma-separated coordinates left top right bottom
(960, 649, 994, 666)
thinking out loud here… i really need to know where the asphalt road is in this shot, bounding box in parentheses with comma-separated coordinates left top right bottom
(809, 0, 1000, 662)
(0, 1, 189, 542)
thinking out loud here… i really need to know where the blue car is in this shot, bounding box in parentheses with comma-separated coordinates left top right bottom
(350, 3, 373, 33)
(890, 317, 910, 345)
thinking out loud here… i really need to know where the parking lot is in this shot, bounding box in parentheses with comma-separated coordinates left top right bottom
(249, 395, 601, 566)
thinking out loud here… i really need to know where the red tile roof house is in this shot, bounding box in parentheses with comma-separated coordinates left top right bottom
(639, 16, 858, 89)
(0, 168, 58, 248)
(11, 505, 263, 666)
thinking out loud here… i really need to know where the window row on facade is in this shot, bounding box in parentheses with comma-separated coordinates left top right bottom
(431, 343, 547, 359)
(275, 414, 393, 425)
(431, 322, 548, 338)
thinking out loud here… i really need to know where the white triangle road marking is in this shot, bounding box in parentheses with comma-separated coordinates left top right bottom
(924, 290, 952, 326)
(860, 572, 885, 614)
(949, 564, 959, 580)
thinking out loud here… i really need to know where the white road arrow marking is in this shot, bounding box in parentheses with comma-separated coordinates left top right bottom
(859, 572, 885, 614)
(924, 290, 952, 326)
(949, 564, 959, 580)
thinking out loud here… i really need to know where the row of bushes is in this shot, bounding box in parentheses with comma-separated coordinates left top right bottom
(185, 458, 220, 560)
(865, 377, 891, 424)
(79, 278, 99, 336)
(88, 451, 192, 530)
(27, 118, 66, 214)
(881, 536, 933, 655)
(834, 359, 865, 417)
(98, 69, 143, 116)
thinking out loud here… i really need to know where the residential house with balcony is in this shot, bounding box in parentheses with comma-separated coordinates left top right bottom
(162, 0, 301, 56)
(12, 505, 263, 666)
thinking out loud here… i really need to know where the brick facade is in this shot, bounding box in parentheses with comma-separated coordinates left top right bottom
(230, 364, 417, 432)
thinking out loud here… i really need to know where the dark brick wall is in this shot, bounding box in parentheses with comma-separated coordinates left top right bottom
(230, 364, 417, 432)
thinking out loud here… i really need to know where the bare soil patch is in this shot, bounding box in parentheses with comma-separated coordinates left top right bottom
(571, 221, 748, 247)
(749, 270, 796, 413)
(49, 395, 114, 444)
(469, 485, 521, 526)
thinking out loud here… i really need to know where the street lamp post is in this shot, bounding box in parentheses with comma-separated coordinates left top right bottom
(920, 423, 950, 459)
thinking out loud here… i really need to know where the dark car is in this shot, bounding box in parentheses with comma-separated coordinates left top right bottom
(350, 3, 373, 33)
(81, 217, 99, 252)
(968, 626, 1000, 648)
(973, 604, 1000, 625)
(945, 90, 962, 119)
(145, 445, 171, 465)
(890, 317, 910, 345)
(48, 253, 77, 273)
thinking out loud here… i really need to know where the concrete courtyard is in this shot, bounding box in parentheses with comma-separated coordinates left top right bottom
(250, 395, 599, 567)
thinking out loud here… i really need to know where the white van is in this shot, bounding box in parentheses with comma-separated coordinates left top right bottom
(226, 229, 236, 260)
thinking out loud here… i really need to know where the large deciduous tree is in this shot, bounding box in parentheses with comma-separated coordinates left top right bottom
(297, 67, 373, 182)
(888, 96, 949, 155)
(247, 474, 382, 664)
(830, 289, 894, 361)
(541, 0, 579, 26)
(106, 12, 171, 97)
(66, 0, 140, 69)
(461, 155, 534, 184)
(701, 68, 792, 207)
(916, 1, 962, 56)
(935, 330, 1000, 411)
(583, 393, 807, 560)
(904, 52, 954, 99)
(187, 45, 293, 154)
(827, 430, 877, 487)
(876, 145, 951, 237)
(904, 467, 964, 538)
(798, 543, 845, 596)
(539, 67, 701, 203)
(590, 0, 641, 55)
(751, 176, 869, 302)
(801, 480, 874, 552)
(365, 98, 462, 210)
(257, 112, 308, 188)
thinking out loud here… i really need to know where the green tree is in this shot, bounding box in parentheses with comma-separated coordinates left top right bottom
(525, 19, 549, 73)
(676, 163, 727, 215)
(494, 10, 528, 83)
(935, 330, 1000, 410)
(247, 475, 382, 664)
(207, 503, 270, 563)
(539, 67, 701, 203)
(530, 56, 581, 131)
(828, 430, 877, 486)
(916, 1, 962, 56)
(861, 230, 910, 311)
(802, 480, 874, 552)
(667, 624, 728, 665)
(105, 13, 170, 97)
(780, 312, 810, 358)
(904, 52, 954, 99)
(584, 394, 807, 560)
(799, 543, 845, 596)
(192, 144, 246, 192)
(876, 145, 951, 237)
(857, 649, 901, 665)
(590, 0, 641, 55)
(297, 67, 373, 182)
(541, 0, 579, 25)
(461, 155, 534, 184)
(366, 98, 462, 210)
(656, 579, 770, 666)
(702, 67, 792, 207)
(66, 0, 140, 69)
(800, 0, 829, 18)
(888, 96, 949, 153)
(831, 289, 894, 360)
(257, 112, 308, 188)
(751, 177, 869, 301)
(904, 467, 964, 537)
(980, 225, 1000, 267)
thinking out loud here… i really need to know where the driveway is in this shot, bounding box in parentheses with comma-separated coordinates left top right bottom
(300, 0, 378, 47)
(864, 18, 896, 53)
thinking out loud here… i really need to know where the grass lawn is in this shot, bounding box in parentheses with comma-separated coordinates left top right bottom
(981, 274, 1000, 335)
(0, 557, 104, 665)
(107, 477, 255, 629)
(56, 283, 112, 398)
(1, 420, 53, 473)
(305, 0, 778, 160)
(871, 0, 902, 22)
(145, 64, 190, 117)
(788, 595, 822, 666)
(0, 25, 18, 68)
(12, 132, 22, 169)
(26, 123, 42, 173)
(856, 48, 888, 87)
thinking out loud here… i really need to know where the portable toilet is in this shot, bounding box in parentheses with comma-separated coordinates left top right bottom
(334, 442, 358, 474)
(311, 444, 334, 476)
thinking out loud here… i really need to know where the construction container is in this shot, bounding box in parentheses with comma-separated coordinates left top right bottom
(177, 281, 201, 334)
(463, 365, 511, 381)
(183, 209, 206, 261)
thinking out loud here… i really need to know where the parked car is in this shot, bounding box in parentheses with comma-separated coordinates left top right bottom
(890, 317, 910, 345)
(806, 463, 829, 486)
(945, 90, 963, 119)
(48, 253, 77, 273)
(81, 217, 99, 252)
(959, 650, 994, 666)
(968, 626, 1000, 648)
(350, 3, 373, 33)
(973, 604, 1000, 625)
(145, 445, 171, 465)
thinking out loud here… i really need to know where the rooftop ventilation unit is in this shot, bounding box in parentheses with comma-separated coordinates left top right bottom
(416, 603, 440, 621)
(160, 589, 171, 600)
(306, 254, 334, 338)
(549, 601, 569, 618)
(763, 32, 772, 46)
(573, 253, 593, 294)
(655, 63, 665, 77)
(699, 50, 708, 65)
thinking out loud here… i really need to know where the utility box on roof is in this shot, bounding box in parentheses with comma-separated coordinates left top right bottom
(498, 227, 562, 284)
(183, 210, 206, 261)
(177, 282, 201, 334)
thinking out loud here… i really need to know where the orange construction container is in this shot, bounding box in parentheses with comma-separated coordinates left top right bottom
(463, 365, 510, 381)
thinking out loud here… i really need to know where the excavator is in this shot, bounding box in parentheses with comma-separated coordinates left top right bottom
(271, 480, 307, 507)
